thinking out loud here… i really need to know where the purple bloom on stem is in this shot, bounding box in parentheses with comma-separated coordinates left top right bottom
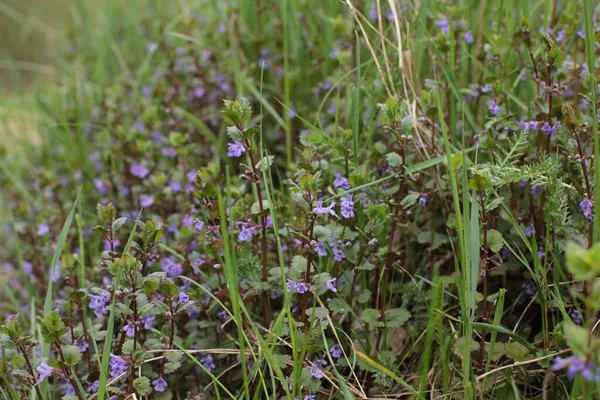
(525, 223, 535, 237)
(36, 362, 54, 384)
(419, 193, 430, 207)
(541, 122, 556, 136)
(552, 356, 569, 371)
(435, 18, 450, 35)
(227, 141, 246, 157)
(333, 173, 351, 189)
(537, 246, 545, 260)
(326, 278, 337, 292)
(179, 292, 189, 304)
(141, 315, 155, 330)
(571, 309, 582, 325)
(580, 198, 594, 222)
(161, 147, 177, 158)
(295, 281, 309, 294)
(330, 344, 342, 358)
(286, 279, 294, 293)
(464, 30, 474, 43)
(130, 164, 149, 179)
(201, 354, 216, 372)
(140, 194, 154, 208)
(182, 214, 193, 227)
(237, 222, 257, 242)
(109, 354, 128, 377)
(123, 323, 137, 337)
(332, 246, 345, 262)
(94, 178, 107, 194)
(522, 282, 537, 296)
(37, 223, 50, 236)
(194, 218, 205, 233)
(313, 201, 338, 218)
(340, 195, 355, 219)
(488, 100, 499, 115)
(315, 242, 327, 256)
(88, 292, 110, 318)
(153, 377, 167, 392)
(568, 356, 585, 380)
(310, 364, 323, 379)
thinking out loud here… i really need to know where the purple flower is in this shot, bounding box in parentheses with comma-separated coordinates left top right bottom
(169, 180, 182, 192)
(464, 30, 473, 44)
(161, 147, 177, 158)
(310, 364, 323, 379)
(227, 141, 246, 157)
(162, 257, 183, 277)
(419, 193, 430, 207)
(333, 173, 351, 189)
(140, 194, 154, 208)
(130, 164, 149, 179)
(340, 195, 355, 219)
(141, 315, 155, 330)
(153, 377, 167, 392)
(94, 178, 108, 194)
(568, 356, 585, 380)
(571, 309, 582, 325)
(237, 222, 257, 242)
(37, 223, 50, 236)
(541, 122, 556, 136)
(313, 201, 338, 218)
(537, 246, 545, 260)
(330, 344, 342, 358)
(525, 223, 535, 237)
(315, 242, 327, 256)
(109, 354, 128, 377)
(552, 356, 569, 371)
(36, 362, 54, 384)
(522, 282, 537, 296)
(481, 84, 493, 93)
(488, 100, 499, 115)
(368, 3, 377, 21)
(194, 218, 205, 233)
(88, 292, 110, 318)
(295, 281, 309, 294)
(332, 246, 345, 262)
(179, 292, 189, 304)
(326, 278, 337, 292)
(183, 214, 193, 227)
(193, 87, 206, 99)
(123, 323, 137, 337)
(435, 18, 450, 35)
(581, 198, 594, 222)
(87, 380, 99, 393)
(304, 396, 316, 400)
(201, 354, 216, 372)
(286, 279, 294, 293)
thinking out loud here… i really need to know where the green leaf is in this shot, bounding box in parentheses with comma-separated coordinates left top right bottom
(133, 376, 151, 396)
(362, 308, 384, 327)
(226, 126, 244, 141)
(564, 323, 589, 356)
(504, 342, 532, 362)
(63, 345, 82, 366)
(486, 229, 504, 252)
(386, 152, 403, 167)
(566, 242, 600, 280)
(357, 289, 371, 303)
(386, 308, 411, 328)
(328, 299, 352, 314)
(39, 310, 68, 343)
(468, 174, 492, 191)
(400, 192, 421, 209)
(255, 155, 275, 170)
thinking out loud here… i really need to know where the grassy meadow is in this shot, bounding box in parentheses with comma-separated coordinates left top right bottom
(0, 0, 599, 399)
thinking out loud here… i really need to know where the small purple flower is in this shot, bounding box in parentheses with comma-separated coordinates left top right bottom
(571, 309, 582, 325)
(435, 18, 450, 35)
(541, 122, 556, 136)
(295, 281, 309, 294)
(537, 246, 545, 260)
(141, 315, 155, 330)
(419, 193, 430, 207)
(140, 194, 154, 208)
(87, 380, 99, 393)
(227, 141, 246, 157)
(37, 223, 50, 236)
(315, 242, 327, 256)
(200, 354, 216, 372)
(94, 178, 107, 194)
(333, 173, 350, 189)
(123, 323, 137, 337)
(568, 356, 585, 380)
(179, 292, 189, 304)
(182, 214, 193, 227)
(153, 377, 167, 392)
(88, 292, 110, 318)
(36, 362, 54, 384)
(310, 364, 323, 379)
(580, 198, 594, 222)
(488, 100, 499, 115)
(109, 354, 128, 377)
(286, 279, 294, 293)
(237, 222, 258, 242)
(340, 195, 355, 219)
(330, 344, 342, 358)
(332, 246, 345, 262)
(525, 223, 535, 237)
(313, 201, 338, 218)
(130, 164, 149, 179)
(552, 356, 569, 371)
(194, 218, 205, 233)
(464, 30, 473, 43)
(522, 282, 537, 296)
(161, 147, 177, 158)
(326, 278, 337, 292)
